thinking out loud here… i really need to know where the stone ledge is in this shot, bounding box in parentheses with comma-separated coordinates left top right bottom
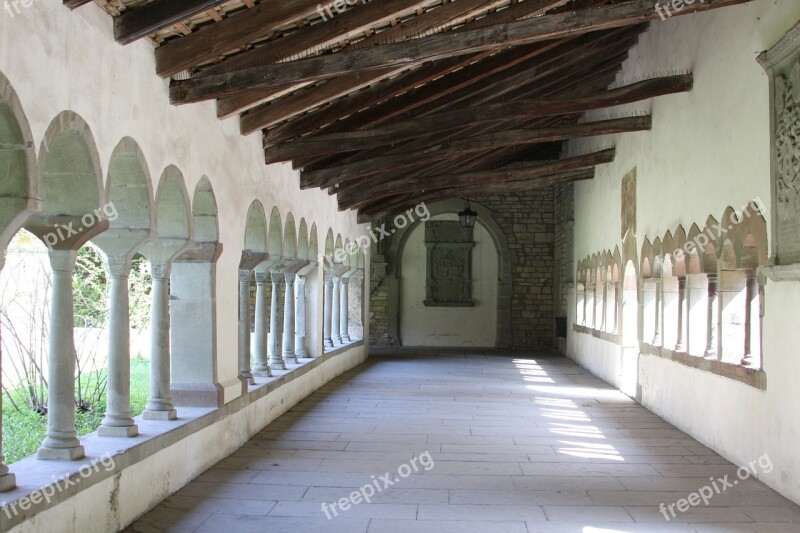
(639, 343, 767, 391)
(0, 343, 365, 531)
(571, 324, 766, 390)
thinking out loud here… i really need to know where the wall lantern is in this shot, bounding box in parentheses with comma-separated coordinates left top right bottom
(458, 202, 478, 229)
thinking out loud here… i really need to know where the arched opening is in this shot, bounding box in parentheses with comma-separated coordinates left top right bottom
(171, 177, 224, 407)
(140, 166, 192, 422)
(399, 215, 498, 347)
(719, 239, 746, 364)
(241, 201, 268, 384)
(92, 137, 154, 436)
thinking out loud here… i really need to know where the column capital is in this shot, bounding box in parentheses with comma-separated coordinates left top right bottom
(255, 271, 269, 283)
(340, 276, 350, 286)
(151, 261, 172, 280)
(48, 249, 78, 272)
(106, 255, 132, 278)
(271, 271, 285, 284)
(284, 272, 296, 284)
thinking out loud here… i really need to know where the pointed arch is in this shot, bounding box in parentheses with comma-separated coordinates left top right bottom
(283, 213, 297, 259)
(244, 200, 267, 253)
(298, 218, 309, 261)
(268, 207, 282, 257)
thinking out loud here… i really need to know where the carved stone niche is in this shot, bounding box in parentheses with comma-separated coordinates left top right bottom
(758, 22, 800, 281)
(424, 221, 475, 307)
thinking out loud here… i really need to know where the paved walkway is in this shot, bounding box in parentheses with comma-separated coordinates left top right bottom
(128, 349, 800, 532)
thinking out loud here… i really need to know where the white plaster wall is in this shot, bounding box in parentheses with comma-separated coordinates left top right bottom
(0, 2, 368, 401)
(567, 0, 800, 505)
(400, 215, 498, 347)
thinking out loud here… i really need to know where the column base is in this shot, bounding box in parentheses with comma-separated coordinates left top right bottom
(324, 339, 334, 349)
(37, 445, 85, 461)
(241, 371, 256, 385)
(142, 409, 178, 421)
(269, 359, 287, 370)
(283, 355, 299, 365)
(0, 473, 15, 492)
(98, 425, 139, 438)
(703, 351, 718, 360)
(253, 368, 273, 377)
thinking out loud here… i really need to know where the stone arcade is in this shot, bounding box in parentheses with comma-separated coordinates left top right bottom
(1, 0, 800, 531)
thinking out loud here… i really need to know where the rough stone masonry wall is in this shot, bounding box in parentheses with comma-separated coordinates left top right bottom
(475, 190, 556, 350)
(369, 277, 390, 345)
(553, 184, 575, 354)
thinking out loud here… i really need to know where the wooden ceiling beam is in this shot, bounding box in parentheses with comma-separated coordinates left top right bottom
(270, 74, 690, 161)
(338, 149, 615, 210)
(155, 0, 322, 77)
(170, 0, 754, 101)
(114, 0, 229, 45)
(221, 0, 565, 121)
(302, 115, 651, 188)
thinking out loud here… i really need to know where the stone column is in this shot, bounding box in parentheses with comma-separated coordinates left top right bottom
(99, 257, 139, 437)
(283, 273, 298, 364)
(142, 263, 178, 420)
(704, 274, 719, 360)
(340, 276, 351, 343)
(0, 259, 15, 489)
(252, 272, 272, 377)
(652, 278, 662, 346)
(331, 276, 342, 345)
(295, 275, 309, 358)
(742, 271, 762, 368)
(238, 269, 255, 385)
(269, 272, 286, 370)
(323, 275, 334, 349)
(38, 250, 85, 460)
(675, 276, 688, 352)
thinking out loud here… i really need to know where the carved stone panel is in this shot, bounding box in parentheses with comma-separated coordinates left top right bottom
(621, 168, 637, 240)
(759, 22, 800, 265)
(424, 221, 475, 307)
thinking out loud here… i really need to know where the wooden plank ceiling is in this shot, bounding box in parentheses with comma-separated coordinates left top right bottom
(73, 0, 754, 222)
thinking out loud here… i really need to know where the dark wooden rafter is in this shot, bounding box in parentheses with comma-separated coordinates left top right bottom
(295, 28, 640, 171)
(269, 75, 691, 162)
(224, 0, 570, 123)
(301, 115, 651, 188)
(169, 0, 753, 103)
(285, 24, 642, 169)
(155, 0, 323, 77)
(338, 149, 616, 210)
(114, 0, 228, 45)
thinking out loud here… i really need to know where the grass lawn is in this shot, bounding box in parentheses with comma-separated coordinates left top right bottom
(2, 357, 150, 464)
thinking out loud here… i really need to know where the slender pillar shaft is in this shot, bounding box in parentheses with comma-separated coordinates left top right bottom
(269, 272, 286, 370)
(295, 276, 309, 358)
(340, 277, 351, 343)
(705, 275, 719, 360)
(331, 277, 342, 345)
(652, 279, 663, 346)
(675, 277, 688, 352)
(143, 264, 178, 420)
(99, 258, 139, 437)
(38, 250, 85, 460)
(742, 272, 762, 368)
(237, 269, 255, 385)
(323, 276, 334, 349)
(253, 272, 272, 377)
(0, 261, 16, 489)
(283, 273, 298, 364)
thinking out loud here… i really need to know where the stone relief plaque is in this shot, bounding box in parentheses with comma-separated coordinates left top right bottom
(424, 221, 475, 307)
(621, 168, 637, 240)
(759, 22, 800, 266)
